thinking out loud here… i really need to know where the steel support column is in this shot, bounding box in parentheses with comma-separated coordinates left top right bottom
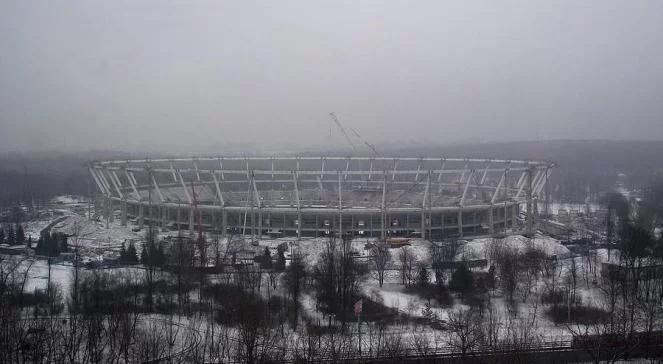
(121, 200, 127, 226)
(293, 172, 301, 241)
(489, 205, 494, 236)
(138, 204, 144, 229)
(381, 174, 387, 240)
(421, 172, 431, 240)
(526, 168, 534, 237)
(338, 171, 343, 238)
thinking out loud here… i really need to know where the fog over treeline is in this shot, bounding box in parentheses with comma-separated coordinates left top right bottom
(1, 140, 662, 207)
(1, 1, 663, 153)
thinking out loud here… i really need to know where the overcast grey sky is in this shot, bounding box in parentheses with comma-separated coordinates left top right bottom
(1, 1, 662, 153)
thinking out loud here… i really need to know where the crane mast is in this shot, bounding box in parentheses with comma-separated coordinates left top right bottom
(329, 112, 358, 154)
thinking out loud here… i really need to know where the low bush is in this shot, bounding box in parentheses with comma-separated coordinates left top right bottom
(546, 304, 610, 325)
(541, 289, 566, 305)
(449, 264, 474, 295)
(405, 283, 454, 307)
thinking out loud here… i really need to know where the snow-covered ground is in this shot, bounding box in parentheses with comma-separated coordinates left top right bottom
(50, 195, 88, 205)
(50, 214, 145, 259)
(4, 195, 629, 351)
(460, 234, 571, 263)
(21, 259, 73, 298)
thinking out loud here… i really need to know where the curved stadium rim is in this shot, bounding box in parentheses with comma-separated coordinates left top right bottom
(88, 156, 555, 240)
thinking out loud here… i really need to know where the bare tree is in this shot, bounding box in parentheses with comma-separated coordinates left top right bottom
(565, 294, 627, 364)
(447, 307, 484, 356)
(502, 306, 542, 361)
(371, 242, 390, 287)
(284, 251, 307, 328)
(494, 245, 520, 304)
(0, 255, 34, 363)
(481, 301, 503, 351)
(410, 331, 432, 357)
(566, 257, 579, 311)
(520, 246, 545, 303)
(398, 247, 412, 286)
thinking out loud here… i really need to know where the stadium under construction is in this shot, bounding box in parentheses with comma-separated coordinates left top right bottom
(89, 156, 554, 240)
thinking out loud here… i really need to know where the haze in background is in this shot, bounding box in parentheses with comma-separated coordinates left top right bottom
(1, 1, 662, 153)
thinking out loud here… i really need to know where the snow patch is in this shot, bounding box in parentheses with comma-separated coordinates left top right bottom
(460, 234, 571, 263)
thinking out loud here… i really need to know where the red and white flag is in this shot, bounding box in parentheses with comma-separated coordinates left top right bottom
(354, 299, 363, 316)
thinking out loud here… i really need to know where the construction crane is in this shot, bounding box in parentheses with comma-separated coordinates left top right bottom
(329, 112, 358, 154)
(329, 112, 381, 157)
(350, 127, 381, 157)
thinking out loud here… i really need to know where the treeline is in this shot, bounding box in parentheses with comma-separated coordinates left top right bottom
(35, 231, 68, 257)
(0, 150, 138, 208)
(0, 224, 26, 246)
(565, 188, 663, 362)
(4, 141, 663, 209)
(0, 169, 88, 208)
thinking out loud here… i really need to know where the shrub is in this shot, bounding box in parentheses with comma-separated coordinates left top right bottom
(404, 283, 454, 307)
(541, 289, 566, 305)
(449, 264, 474, 295)
(546, 304, 610, 325)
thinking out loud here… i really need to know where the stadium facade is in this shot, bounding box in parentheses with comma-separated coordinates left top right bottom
(89, 156, 554, 240)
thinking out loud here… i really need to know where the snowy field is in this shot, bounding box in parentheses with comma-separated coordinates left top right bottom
(4, 194, 629, 355)
(460, 234, 571, 262)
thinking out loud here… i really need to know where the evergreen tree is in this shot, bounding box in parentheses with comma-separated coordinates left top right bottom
(148, 242, 158, 266)
(486, 265, 496, 291)
(421, 301, 437, 320)
(156, 242, 166, 267)
(140, 243, 149, 264)
(126, 241, 138, 263)
(450, 264, 475, 296)
(276, 245, 286, 271)
(35, 232, 46, 255)
(6, 224, 16, 245)
(26, 236, 33, 249)
(58, 233, 68, 252)
(0, 227, 5, 245)
(35, 231, 63, 257)
(417, 265, 430, 287)
(262, 246, 272, 268)
(36, 231, 48, 255)
(141, 241, 165, 267)
(15, 224, 25, 246)
(119, 241, 127, 262)
(152, 243, 166, 267)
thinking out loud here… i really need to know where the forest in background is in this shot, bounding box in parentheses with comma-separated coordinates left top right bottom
(1, 140, 662, 207)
